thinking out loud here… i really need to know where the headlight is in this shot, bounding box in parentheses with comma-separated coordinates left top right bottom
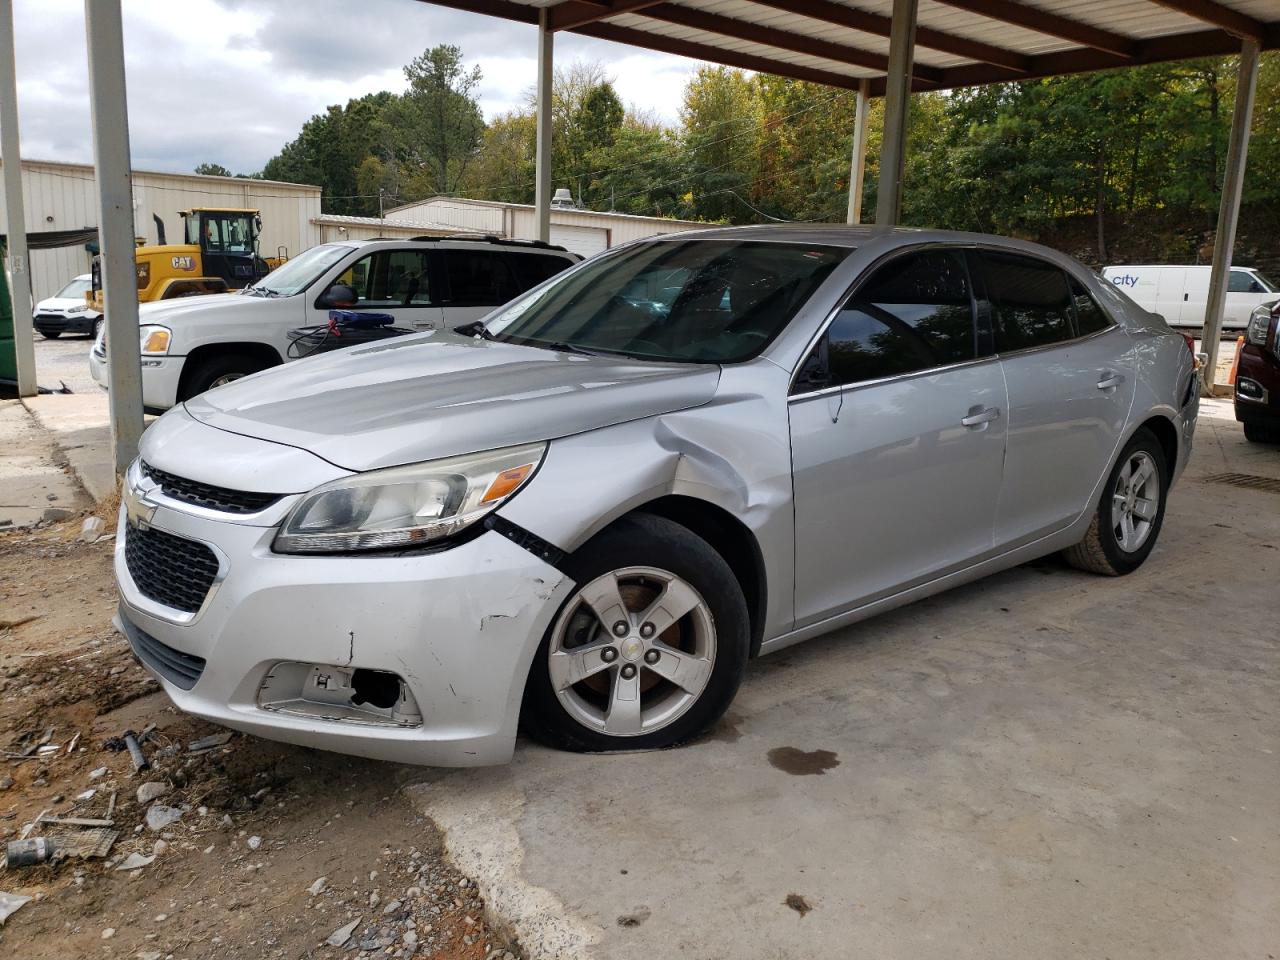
(273, 442, 546, 554)
(140, 325, 171, 355)
(1245, 303, 1275, 348)
(67, 304, 88, 314)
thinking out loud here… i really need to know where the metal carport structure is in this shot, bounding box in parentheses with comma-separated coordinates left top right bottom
(0, 0, 1276, 469)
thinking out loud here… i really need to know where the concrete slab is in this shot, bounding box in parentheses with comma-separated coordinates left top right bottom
(0, 399, 91, 528)
(407, 402, 1280, 960)
(22, 392, 117, 503)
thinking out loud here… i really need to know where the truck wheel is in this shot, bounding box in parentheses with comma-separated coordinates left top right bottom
(39, 330, 61, 339)
(180, 353, 272, 400)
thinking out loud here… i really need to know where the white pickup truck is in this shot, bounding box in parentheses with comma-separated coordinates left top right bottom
(90, 236, 580, 412)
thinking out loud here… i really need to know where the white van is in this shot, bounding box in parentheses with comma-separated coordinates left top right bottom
(1101, 264, 1278, 330)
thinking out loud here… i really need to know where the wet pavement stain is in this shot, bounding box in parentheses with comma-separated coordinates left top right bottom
(767, 747, 840, 775)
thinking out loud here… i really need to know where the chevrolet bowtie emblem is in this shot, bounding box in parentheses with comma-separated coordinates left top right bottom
(123, 482, 157, 530)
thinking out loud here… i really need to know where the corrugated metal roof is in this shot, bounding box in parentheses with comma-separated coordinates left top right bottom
(414, 0, 1278, 92)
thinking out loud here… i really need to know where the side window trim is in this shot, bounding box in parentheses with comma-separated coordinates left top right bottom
(1066, 273, 1119, 340)
(788, 244, 983, 398)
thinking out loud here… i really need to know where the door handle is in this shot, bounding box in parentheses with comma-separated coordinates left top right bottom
(1183, 293, 1189, 302)
(960, 405, 1000, 428)
(1097, 371, 1123, 390)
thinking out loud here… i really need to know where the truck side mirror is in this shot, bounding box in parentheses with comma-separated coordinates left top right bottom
(321, 284, 358, 308)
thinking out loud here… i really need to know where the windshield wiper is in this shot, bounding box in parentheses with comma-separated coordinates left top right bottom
(540, 340, 599, 357)
(454, 321, 496, 340)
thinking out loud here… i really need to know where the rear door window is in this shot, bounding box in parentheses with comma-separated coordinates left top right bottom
(441, 250, 520, 306)
(1070, 277, 1114, 336)
(981, 251, 1075, 351)
(794, 249, 976, 392)
(508, 253, 575, 290)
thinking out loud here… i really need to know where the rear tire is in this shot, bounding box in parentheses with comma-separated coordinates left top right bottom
(179, 352, 272, 401)
(1063, 428, 1168, 576)
(522, 513, 749, 753)
(39, 330, 61, 339)
(1243, 421, 1280, 444)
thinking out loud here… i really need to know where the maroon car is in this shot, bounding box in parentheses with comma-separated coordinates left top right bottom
(1236, 299, 1280, 444)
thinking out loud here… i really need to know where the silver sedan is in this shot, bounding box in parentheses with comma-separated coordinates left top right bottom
(113, 226, 1200, 765)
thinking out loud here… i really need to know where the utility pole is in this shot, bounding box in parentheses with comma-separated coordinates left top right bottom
(0, 0, 35, 397)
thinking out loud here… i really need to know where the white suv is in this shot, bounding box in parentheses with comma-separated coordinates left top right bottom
(90, 237, 580, 412)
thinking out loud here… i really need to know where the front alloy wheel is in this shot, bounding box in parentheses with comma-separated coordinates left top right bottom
(548, 567, 716, 737)
(523, 514, 749, 753)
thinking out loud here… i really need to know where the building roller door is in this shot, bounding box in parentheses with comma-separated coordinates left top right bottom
(550, 224, 609, 258)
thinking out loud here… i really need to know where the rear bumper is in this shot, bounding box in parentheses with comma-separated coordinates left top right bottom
(1234, 346, 1280, 424)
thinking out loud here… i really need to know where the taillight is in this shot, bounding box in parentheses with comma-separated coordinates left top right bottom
(1180, 332, 1201, 369)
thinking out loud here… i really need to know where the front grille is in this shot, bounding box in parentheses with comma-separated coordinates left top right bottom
(124, 523, 220, 614)
(123, 616, 206, 690)
(141, 461, 281, 514)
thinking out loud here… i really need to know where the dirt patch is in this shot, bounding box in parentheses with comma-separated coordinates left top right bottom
(0, 521, 523, 959)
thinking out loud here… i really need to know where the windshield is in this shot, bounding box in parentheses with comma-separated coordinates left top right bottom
(485, 240, 848, 363)
(1252, 271, 1278, 294)
(248, 244, 351, 297)
(55, 277, 91, 300)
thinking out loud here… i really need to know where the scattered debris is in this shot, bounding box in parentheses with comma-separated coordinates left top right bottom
(123, 730, 149, 771)
(0, 891, 33, 925)
(246, 835, 263, 850)
(784, 893, 813, 917)
(144, 805, 183, 832)
(78, 516, 105, 542)
(187, 731, 235, 754)
(75, 789, 96, 802)
(88, 766, 108, 780)
(308, 877, 328, 896)
(116, 853, 155, 872)
(6, 836, 55, 868)
(66, 731, 81, 754)
(326, 918, 361, 947)
(136, 781, 170, 804)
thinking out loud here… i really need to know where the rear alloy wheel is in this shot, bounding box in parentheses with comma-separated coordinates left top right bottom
(523, 514, 748, 753)
(1063, 428, 1168, 576)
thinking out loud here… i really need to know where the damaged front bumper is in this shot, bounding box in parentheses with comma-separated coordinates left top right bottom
(113, 496, 572, 767)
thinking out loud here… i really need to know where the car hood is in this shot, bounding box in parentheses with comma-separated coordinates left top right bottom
(183, 334, 721, 472)
(138, 292, 273, 322)
(36, 296, 89, 312)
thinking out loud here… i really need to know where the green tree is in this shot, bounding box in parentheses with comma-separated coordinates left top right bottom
(194, 162, 232, 177)
(388, 45, 485, 197)
(678, 67, 760, 222)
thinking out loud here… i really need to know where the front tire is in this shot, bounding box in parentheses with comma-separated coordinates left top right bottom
(1063, 428, 1168, 576)
(179, 352, 272, 401)
(39, 330, 61, 339)
(522, 514, 749, 753)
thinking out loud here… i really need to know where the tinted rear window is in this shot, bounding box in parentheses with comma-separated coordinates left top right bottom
(441, 250, 519, 306)
(509, 253, 575, 290)
(982, 252, 1074, 351)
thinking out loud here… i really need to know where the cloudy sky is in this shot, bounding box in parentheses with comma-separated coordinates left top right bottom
(14, 0, 703, 175)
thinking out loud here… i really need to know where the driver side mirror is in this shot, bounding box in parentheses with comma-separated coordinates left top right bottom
(321, 284, 358, 308)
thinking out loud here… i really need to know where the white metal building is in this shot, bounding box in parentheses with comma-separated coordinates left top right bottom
(384, 197, 708, 257)
(0, 158, 322, 303)
(311, 213, 457, 244)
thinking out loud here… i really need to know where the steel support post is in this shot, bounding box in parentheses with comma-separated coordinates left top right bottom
(0, 0, 35, 396)
(846, 79, 870, 225)
(1201, 38, 1259, 395)
(85, 0, 143, 471)
(875, 0, 917, 226)
(533, 9, 554, 244)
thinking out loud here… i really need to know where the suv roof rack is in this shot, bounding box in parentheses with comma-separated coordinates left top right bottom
(408, 233, 573, 254)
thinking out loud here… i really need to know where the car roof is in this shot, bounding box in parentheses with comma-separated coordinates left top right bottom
(337, 236, 578, 257)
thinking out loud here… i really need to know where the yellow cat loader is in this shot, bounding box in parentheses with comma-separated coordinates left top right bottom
(90, 208, 284, 311)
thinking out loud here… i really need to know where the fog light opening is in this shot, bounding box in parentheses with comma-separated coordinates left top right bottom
(257, 661, 422, 727)
(351, 669, 401, 709)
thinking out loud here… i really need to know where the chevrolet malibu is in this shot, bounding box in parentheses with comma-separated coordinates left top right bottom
(115, 226, 1200, 766)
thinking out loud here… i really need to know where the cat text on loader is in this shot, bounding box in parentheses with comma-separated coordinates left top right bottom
(89, 208, 284, 311)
